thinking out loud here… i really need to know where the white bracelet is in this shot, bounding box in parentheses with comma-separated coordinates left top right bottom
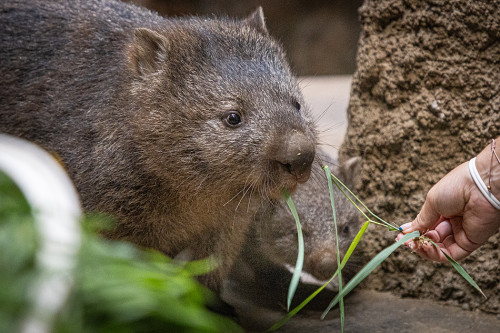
(468, 157, 500, 210)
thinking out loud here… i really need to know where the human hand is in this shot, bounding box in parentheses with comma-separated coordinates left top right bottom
(397, 160, 500, 262)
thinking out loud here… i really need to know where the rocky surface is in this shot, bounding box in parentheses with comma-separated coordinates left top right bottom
(339, 0, 500, 314)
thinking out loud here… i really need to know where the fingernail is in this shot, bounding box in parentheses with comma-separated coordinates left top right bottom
(400, 222, 412, 233)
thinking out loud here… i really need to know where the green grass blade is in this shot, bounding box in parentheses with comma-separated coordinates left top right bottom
(266, 276, 334, 332)
(266, 221, 370, 332)
(340, 221, 370, 268)
(321, 230, 420, 319)
(443, 252, 486, 298)
(426, 239, 486, 298)
(283, 190, 305, 311)
(329, 172, 399, 230)
(323, 173, 372, 223)
(324, 166, 344, 332)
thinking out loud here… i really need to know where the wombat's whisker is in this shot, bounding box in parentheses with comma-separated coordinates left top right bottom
(235, 182, 256, 213)
(223, 187, 246, 207)
(318, 152, 340, 167)
(223, 172, 255, 207)
(317, 140, 341, 153)
(263, 184, 273, 204)
(297, 77, 312, 89)
(193, 175, 209, 196)
(174, 173, 198, 191)
(176, 173, 205, 195)
(313, 104, 334, 124)
(246, 181, 260, 213)
(338, 144, 366, 154)
(316, 121, 345, 135)
(263, 174, 278, 200)
(309, 170, 326, 188)
(259, 188, 268, 206)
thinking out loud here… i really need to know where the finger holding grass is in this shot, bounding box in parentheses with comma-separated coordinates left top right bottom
(398, 149, 500, 262)
(397, 219, 473, 262)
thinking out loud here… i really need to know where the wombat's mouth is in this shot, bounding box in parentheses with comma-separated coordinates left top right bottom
(278, 162, 312, 184)
(267, 183, 298, 200)
(264, 158, 313, 199)
(265, 172, 301, 199)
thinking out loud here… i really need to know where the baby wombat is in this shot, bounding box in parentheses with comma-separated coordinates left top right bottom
(0, 0, 317, 290)
(239, 156, 362, 293)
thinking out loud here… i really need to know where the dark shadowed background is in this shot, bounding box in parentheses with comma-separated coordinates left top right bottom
(125, 0, 364, 75)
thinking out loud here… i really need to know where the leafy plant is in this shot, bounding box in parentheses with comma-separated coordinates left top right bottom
(0, 172, 38, 333)
(268, 166, 486, 332)
(0, 171, 241, 333)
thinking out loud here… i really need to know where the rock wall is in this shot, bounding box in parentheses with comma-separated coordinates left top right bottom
(339, 0, 499, 313)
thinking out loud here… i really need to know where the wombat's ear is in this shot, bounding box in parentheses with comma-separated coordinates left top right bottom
(244, 7, 268, 34)
(338, 156, 361, 189)
(129, 28, 169, 76)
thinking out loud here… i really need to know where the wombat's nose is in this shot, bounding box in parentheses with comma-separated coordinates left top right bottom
(276, 130, 315, 183)
(314, 256, 338, 280)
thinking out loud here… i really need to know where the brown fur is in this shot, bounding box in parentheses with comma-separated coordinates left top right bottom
(0, 0, 317, 289)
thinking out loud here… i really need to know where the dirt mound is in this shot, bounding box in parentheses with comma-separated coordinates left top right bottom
(339, 0, 499, 313)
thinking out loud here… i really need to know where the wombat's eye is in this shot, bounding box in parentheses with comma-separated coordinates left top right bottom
(222, 111, 243, 128)
(293, 100, 301, 112)
(343, 225, 350, 234)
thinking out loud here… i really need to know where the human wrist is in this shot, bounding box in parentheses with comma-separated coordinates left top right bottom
(473, 138, 500, 207)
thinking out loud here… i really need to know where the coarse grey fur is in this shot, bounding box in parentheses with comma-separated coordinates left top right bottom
(0, 0, 317, 290)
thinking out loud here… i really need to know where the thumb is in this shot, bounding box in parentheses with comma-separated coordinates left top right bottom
(403, 197, 441, 234)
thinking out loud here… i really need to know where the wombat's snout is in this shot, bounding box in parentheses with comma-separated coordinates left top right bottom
(313, 256, 338, 281)
(275, 130, 315, 183)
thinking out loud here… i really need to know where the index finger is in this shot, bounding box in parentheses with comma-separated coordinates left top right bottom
(403, 196, 442, 234)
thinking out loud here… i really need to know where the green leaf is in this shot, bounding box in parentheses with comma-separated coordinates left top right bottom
(426, 238, 486, 298)
(324, 166, 344, 332)
(266, 221, 370, 332)
(321, 230, 420, 319)
(444, 252, 486, 298)
(283, 190, 305, 312)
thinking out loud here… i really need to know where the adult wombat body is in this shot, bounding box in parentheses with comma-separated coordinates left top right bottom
(238, 156, 361, 292)
(0, 0, 316, 289)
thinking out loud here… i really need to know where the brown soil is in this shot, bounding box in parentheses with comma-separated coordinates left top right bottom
(339, 0, 500, 314)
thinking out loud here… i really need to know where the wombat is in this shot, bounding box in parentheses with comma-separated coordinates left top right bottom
(0, 0, 317, 290)
(236, 156, 362, 295)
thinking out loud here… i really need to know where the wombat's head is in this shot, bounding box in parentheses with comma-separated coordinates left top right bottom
(126, 8, 316, 202)
(254, 158, 362, 282)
